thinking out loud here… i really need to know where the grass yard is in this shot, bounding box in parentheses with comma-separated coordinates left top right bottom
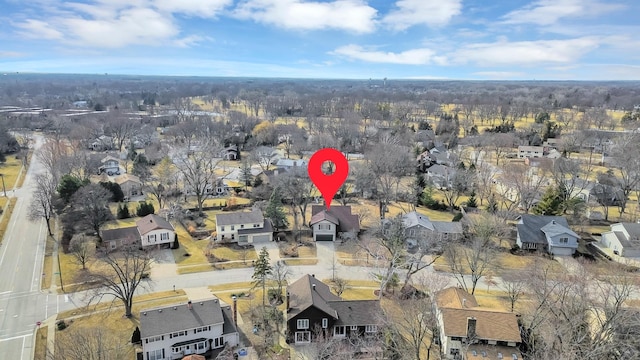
(101, 217, 138, 230)
(210, 244, 258, 263)
(172, 223, 209, 269)
(0, 198, 17, 244)
(41, 235, 55, 290)
(283, 258, 318, 266)
(34, 325, 47, 360)
(0, 155, 24, 190)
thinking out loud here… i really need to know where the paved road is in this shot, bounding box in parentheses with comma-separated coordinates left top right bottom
(0, 135, 65, 360)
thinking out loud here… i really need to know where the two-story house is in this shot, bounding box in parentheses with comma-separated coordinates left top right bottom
(517, 145, 546, 159)
(600, 222, 640, 258)
(140, 298, 239, 360)
(287, 275, 382, 347)
(98, 155, 121, 176)
(516, 215, 579, 256)
(215, 208, 273, 243)
(309, 205, 360, 241)
(114, 173, 143, 200)
(100, 214, 175, 250)
(435, 287, 522, 360)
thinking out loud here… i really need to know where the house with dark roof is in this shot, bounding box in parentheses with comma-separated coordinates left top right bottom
(215, 208, 273, 243)
(286, 274, 382, 346)
(309, 205, 360, 241)
(140, 298, 239, 360)
(100, 214, 175, 250)
(384, 211, 463, 248)
(434, 288, 522, 360)
(516, 215, 579, 256)
(600, 222, 640, 258)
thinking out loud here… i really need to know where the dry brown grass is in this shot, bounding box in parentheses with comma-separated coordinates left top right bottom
(172, 223, 209, 267)
(0, 198, 18, 244)
(34, 325, 47, 360)
(0, 155, 24, 190)
(210, 244, 258, 262)
(283, 258, 318, 266)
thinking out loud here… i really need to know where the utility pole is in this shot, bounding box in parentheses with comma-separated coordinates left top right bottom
(0, 174, 6, 197)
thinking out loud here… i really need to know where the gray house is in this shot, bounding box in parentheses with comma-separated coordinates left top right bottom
(600, 223, 640, 258)
(384, 211, 463, 248)
(309, 205, 360, 241)
(516, 215, 579, 256)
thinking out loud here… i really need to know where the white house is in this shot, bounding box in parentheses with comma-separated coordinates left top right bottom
(517, 145, 546, 159)
(215, 208, 273, 243)
(600, 222, 640, 258)
(137, 214, 176, 248)
(98, 155, 121, 175)
(140, 298, 239, 360)
(516, 215, 579, 256)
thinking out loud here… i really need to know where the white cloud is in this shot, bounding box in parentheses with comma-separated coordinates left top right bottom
(153, 0, 232, 17)
(331, 44, 441, 65)
(234, 0, 377, 33)
(454, 37, 601, 66)
(502, 0, 624, 26)
(15, 19, 64, 40)
(382, 0, 462, 31)
(59, 7, 179, 48)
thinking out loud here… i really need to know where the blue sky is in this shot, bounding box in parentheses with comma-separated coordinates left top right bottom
(1, 0, 639, 80)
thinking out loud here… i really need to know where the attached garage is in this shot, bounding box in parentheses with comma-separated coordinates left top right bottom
(251, 234, 272, 243)
(315, 234, 335, 242)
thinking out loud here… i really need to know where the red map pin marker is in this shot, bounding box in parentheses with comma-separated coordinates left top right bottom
(308, 148, 349, 210)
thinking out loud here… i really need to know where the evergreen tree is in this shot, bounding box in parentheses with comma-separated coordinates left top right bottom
(117, 203, 131, 219)
(467, 191, 478, 208)
(57, 174, 87, 204)
(131, 326, 141, 344)
(533, 186, 563, 216)
(136, 201, 155, 217)
(252, 247, 273, 311)
(264, 188, 288, 231)
(239, 159, 253, 191)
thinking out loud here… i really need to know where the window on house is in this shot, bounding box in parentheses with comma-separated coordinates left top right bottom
(295, 331, 311, 343)
(240, 224, 244, 228)
(221, 226, 225, 231)
(559, 237, 569, 244)
(334, 326, 346, 337)
(161, 232, 169, 241)
(319, 224, 331, 230)
(195, 326, 208, 333)
(172, 346, 182, 354)
(147, 335, 163, 343)
(322, 318, 328, 328)
(214, 337, 224, 348)
(149, 349, 163, 360)
(297, 319, 309, 329)
(148, 234, 156, 242)
(197, 342, 205, 350)
(231, 225, 235, 231)
(171, 330, 186, 338)
(365, 325, 378, 333)
(350, 325, 358, 330)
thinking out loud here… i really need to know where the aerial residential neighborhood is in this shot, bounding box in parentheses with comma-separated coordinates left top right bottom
(1, 77, 640, 360)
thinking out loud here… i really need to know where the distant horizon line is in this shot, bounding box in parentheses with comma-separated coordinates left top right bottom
(1, 71, 640, 83)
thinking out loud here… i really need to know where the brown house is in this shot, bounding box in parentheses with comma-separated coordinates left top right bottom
(287, 275, 381, 346)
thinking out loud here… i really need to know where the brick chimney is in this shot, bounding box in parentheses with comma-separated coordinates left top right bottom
(187, 300, 192, 310)
(286, 291, 290, 310)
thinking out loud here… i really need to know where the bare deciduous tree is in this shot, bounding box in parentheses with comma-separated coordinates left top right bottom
(69, 234, 94, 270)
(48, 326, 129, 360)
(174, 146, 222, 214)
(88, 245, 153, 318)
(28, 173, 57, 235)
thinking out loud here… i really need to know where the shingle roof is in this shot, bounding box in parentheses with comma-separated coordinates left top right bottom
(440, 308, 521, 342)
(517, 215, 571, 245)
(310, 205, 359, 233)
(140, 298, 224, 338)
(136, 214, 174, 235)
(114, 173, 141, 185)
(403, 211, 435, 231)
(216, 208, 264, 226)
(237, 219, 273, 235)
(436, 287, 479, 309)
(621, 223, 640, 238)
(309, 211, 340, 226)
(541, 220, 579, 238)
(433, 221, 463, 234)
(221, 305, 238, 335)
(329, 300, 382, 326)
(100, 226, 140, 242)
(287, 274, 340, 320)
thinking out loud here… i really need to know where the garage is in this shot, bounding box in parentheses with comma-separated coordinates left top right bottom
(315, 234, 334, 242)
(251, 234, 272, 243)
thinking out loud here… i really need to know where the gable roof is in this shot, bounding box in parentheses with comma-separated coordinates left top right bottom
(619, 222, 640, 238)
(433, 221, 464, 234)
(403, 211, 435, 231)
(114, 173, 141, 185)
(100, 226, 140, 242)
(541, 220, 579, 239)
(436, 287, 479, 309)
(310, 205, 359, 233)
(136, 214, 174, 235)
(140, 298, 224, 338)
(440, 308, 521, 343)
(309, 210, 340, 226)
(101, 155, 119, 163)
(287, 274, 340, 320)
(517, 215, 571, 245)
(328, 300, 382, 326)
(215, 208, 264, 226)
